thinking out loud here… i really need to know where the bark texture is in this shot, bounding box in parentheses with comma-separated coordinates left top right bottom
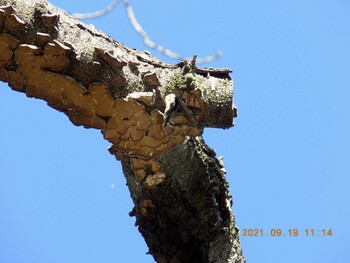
(0, 0, 244, 262)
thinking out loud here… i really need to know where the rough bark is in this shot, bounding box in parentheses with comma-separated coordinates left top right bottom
(0, 0, 244, 262)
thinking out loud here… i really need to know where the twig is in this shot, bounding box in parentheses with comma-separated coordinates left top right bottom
(71, 0, 222, 63)
(71, 0, 121, 19)
(123, 0, 222, 63)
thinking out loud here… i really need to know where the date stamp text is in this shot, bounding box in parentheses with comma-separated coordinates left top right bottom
(241, 228, 333, 237)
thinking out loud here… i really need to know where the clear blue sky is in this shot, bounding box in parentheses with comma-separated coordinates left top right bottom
(1, 0, 349, 262)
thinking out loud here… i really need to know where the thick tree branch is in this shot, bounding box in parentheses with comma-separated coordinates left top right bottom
(0, 0, 244, 262)
(120, 137, 244, 263)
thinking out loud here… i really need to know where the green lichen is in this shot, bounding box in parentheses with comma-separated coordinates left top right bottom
(166, 72, 200, 95)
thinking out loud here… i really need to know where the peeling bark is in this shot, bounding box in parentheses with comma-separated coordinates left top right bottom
(0, 0, 244, 262)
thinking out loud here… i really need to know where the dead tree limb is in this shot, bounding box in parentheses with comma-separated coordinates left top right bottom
(0, 0, 244, 262)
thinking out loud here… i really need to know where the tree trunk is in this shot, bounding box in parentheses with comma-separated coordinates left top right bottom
(0, 0, 245, 262)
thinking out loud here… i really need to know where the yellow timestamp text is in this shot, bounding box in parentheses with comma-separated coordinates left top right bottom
(241, 228, 333, 237)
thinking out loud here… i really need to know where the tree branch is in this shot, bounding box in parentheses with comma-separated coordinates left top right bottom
(0, 0, 244, 262)
(120, 137, 244, 263)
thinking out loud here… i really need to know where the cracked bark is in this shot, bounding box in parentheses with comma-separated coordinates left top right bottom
(0, 0, 245, 262)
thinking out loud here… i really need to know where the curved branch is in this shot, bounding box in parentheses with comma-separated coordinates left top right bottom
(123, 0, 222, 64)
(69, 0, 222, 63)
(0, 0, 244, 262)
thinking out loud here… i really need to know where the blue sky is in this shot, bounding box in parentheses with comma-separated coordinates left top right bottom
(1, 0, 349, 262)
